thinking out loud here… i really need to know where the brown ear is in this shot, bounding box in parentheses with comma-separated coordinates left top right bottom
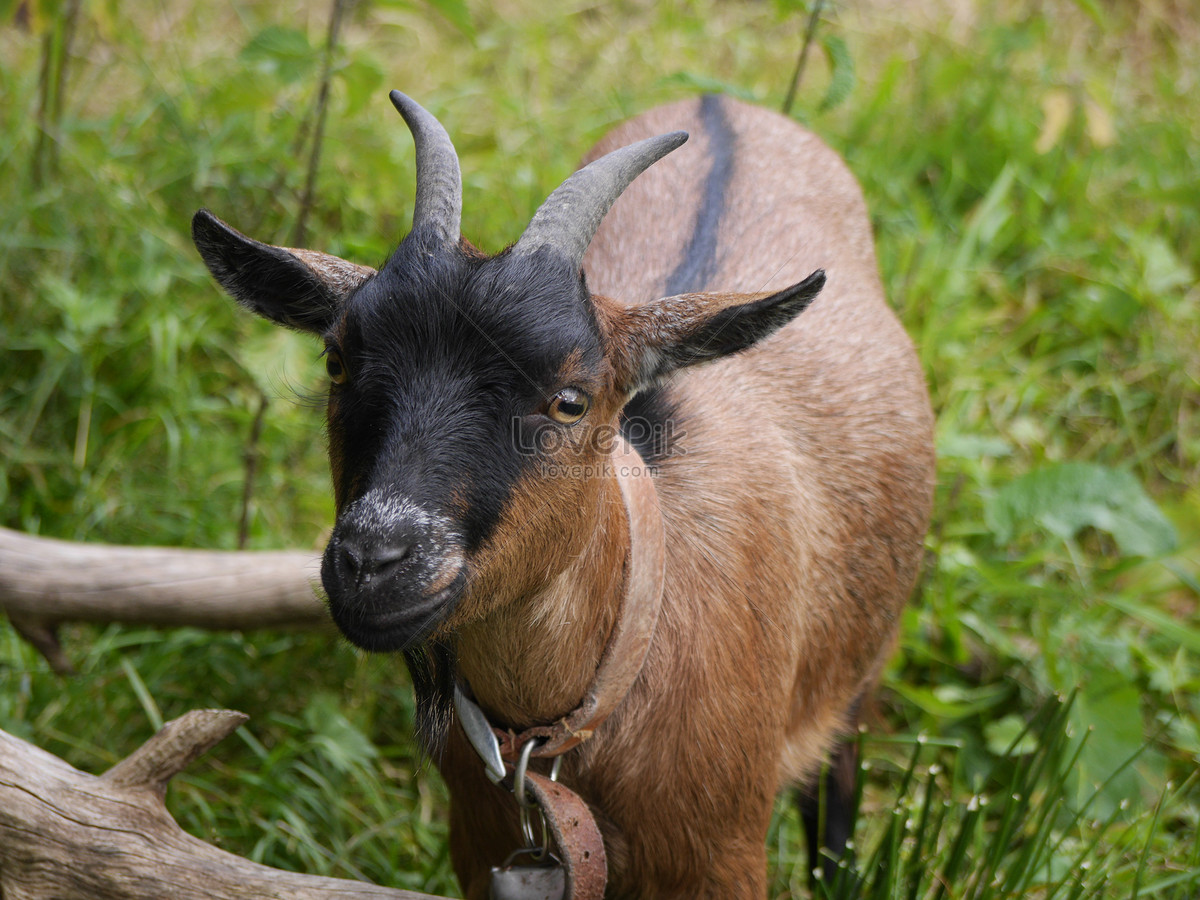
(601, 269, 825, 395)
(191, 209, 376, 334)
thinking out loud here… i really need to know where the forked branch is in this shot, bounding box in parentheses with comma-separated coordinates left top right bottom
(0, 710, 446, 900)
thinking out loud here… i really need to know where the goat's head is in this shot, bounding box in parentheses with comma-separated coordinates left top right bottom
(193, 92, 824, 656)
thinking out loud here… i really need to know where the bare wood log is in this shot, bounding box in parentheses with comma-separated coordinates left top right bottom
(0, 710, 449, 900)
(0, 526, 330, 671)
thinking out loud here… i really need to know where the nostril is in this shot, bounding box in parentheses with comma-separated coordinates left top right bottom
(339, 543, 364, 581)
(339, 540, 413, 587)
(369, 542, 413, 582)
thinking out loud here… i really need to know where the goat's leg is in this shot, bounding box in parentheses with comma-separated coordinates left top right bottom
(797, 734, 858, 888)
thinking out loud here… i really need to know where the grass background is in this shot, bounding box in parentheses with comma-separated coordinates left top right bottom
(1, 0, 1198, 895)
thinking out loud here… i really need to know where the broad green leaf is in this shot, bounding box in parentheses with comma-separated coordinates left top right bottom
(1070, 669, 1157, 815)
(818, 33, 854, 112)
(337, 55, 386, 116)
(239, 26, 317, 84)
(985, 714, 1039, 756)
(986, 462, 1178, 557)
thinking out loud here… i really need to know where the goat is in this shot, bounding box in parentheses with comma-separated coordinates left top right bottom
(193, 91, 935, 898)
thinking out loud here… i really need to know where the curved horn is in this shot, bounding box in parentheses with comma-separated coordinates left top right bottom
(389, 90, 462, 245)
(513, 130, 688, 267)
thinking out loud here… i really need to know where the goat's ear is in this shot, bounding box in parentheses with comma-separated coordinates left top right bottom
(191, 209, 375, 334)
(603, 269, 826, 395)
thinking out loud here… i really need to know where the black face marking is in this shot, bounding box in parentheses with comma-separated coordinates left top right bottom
(319, 233, 611, 741)
(620, 384, 682, 464)
(663, 94, 736, 297)
(327, 232, 605, 554)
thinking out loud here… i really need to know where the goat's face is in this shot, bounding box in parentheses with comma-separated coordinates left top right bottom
(318, 241, 623, 650)
(193, 92, 823, 654)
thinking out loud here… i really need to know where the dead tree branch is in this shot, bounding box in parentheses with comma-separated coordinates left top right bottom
(0, 526, 328, 673)
(0, 709, 447, 899)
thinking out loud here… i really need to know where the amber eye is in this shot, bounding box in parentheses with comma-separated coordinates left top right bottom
(325, 349, 348, 385)
(547, 387, 590, 424)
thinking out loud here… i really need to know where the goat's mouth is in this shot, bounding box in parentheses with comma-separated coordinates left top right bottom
(325, 571, 465, 653)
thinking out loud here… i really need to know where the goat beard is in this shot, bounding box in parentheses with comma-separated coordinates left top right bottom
(403, 639, 458, 757)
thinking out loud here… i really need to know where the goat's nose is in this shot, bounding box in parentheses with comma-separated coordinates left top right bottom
(337, 537, 413, 587)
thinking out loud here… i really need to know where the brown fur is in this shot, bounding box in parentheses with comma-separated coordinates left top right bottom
(435, 97, 935, 898)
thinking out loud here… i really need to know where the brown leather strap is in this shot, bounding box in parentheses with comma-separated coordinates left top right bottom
(459, 439, 663, 899)
(524, 771, 607, 900)
(496, 437, 666, 760)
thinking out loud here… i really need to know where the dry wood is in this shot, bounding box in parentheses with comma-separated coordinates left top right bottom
(0, 709, 448, 900)
(0, 526, 328, 672)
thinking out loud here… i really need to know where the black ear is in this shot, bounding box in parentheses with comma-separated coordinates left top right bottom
(191, 209, 375, 334)
(609, 269, 826, 394)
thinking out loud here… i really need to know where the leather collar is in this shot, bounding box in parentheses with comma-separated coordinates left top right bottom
(457, 435, 666, 762)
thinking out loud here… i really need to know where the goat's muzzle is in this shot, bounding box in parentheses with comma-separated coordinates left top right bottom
(320, 490, 465, 652)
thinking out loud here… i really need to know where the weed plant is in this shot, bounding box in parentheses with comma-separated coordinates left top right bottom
(1, 0, 1197, 896)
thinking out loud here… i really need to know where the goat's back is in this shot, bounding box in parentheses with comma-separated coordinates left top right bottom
(582, 95, 934, 787)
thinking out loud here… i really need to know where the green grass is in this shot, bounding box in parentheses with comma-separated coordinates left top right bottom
(2, 0, 1198, 896)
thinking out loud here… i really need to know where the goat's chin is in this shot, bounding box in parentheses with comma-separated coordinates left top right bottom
(326, 574, 464, 653)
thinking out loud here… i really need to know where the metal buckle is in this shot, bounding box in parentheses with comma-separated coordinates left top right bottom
(454, 684, 566, 866)
(453, 685, 505, 784)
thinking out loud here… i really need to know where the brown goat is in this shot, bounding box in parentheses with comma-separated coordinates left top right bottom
(193, 92, 935, 898)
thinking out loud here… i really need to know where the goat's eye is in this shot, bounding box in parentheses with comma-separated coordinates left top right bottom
(548, 388, 590, 424)
(325, 349, 348, 385)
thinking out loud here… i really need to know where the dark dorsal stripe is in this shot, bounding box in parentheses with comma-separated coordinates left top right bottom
(664, 94, 736, 296)
(629, 95, 735, 465)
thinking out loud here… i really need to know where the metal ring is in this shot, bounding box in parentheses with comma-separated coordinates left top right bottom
(512, 738, 556, 854)
(518, 800, 538, 849)
(513, 738, 538, 810)
(502, 847, 560, 869)
(531, 833, 552, 864)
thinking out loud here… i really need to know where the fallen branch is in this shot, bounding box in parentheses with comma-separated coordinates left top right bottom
(0, 526, 328, 672)
(0, 709, 447, 900)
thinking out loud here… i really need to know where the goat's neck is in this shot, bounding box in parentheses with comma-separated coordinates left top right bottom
(455, 473, 629, 730)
